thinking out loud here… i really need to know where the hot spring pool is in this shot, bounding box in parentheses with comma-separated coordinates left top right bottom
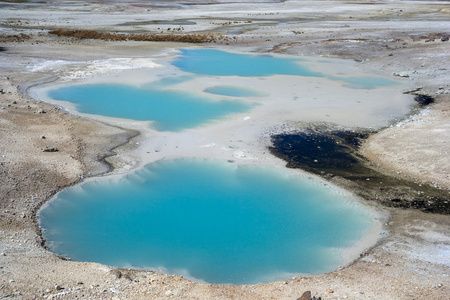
(37, 48, 396, 285)
(48, 83, 252, 131)
(39, 159, 377, 284)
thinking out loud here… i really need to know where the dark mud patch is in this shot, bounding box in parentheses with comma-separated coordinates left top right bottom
(414, 95, 434, 107)
(269, 127, 449, 214)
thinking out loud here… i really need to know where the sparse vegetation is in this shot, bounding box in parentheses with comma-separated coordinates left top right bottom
(48, 29, 221, 43)
(0, 33, 31, 43)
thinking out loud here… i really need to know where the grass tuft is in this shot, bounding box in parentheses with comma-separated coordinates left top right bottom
(48, 29, 220, 43)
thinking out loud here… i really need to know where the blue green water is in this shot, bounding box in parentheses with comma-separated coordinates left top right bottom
(46, 49, 399, 132)
(174, 49, 398, 89)
(48, 84, 252, 131)
(40, 159, 375, 285)
(173, 49, 322, 77)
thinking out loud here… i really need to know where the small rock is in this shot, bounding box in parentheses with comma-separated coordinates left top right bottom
(299, 291, 312, 300)
(441, 36, 449, 42)
(38, 109, 46, 114)
(326, 288, 334, 293)
(42, 146, 58, 152)
(393, 71, 410, 78)
(110, 269, 122, 279)
(1, 252, 5, 256)
(402, 87, 422, 94)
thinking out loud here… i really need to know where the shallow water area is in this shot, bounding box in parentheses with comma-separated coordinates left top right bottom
(174, 49, 398, 90)
(48, 83, 252, 131)
(172, 49, 323, 77)
(38, 48, 413, 130)
(39, 159, 380, 285)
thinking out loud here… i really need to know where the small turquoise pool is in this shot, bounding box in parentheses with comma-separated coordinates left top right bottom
(39, 159, 376, 284)
(174, 49, 397, 89)
(173, 49, 323, 77)
(48, 84, 252, 132)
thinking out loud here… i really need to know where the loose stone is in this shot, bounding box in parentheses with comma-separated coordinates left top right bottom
(42, 146, 58, 152)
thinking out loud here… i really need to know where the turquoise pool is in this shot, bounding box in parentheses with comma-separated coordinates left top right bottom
(39, 159, 375, 284)
(48, 83, 252, 132)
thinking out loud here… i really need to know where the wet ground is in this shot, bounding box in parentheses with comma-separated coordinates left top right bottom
(269, 124, 450, 214)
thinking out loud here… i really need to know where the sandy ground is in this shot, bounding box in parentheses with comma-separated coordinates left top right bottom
(0, 0, 449, 299)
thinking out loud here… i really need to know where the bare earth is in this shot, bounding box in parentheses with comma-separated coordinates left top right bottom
(0, 0, 449, 299)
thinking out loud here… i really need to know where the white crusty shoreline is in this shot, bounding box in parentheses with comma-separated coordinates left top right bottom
(1, 0, 449, 299)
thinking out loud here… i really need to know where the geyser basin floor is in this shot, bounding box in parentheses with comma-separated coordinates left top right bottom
(33, 48, 403, 285)
(39, 159, 381, 285)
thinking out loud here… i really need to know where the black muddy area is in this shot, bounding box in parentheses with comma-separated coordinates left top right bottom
(269, 126, 449, 214)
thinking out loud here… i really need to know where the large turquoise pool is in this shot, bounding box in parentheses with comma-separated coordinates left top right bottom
(39, 159, 375, 284)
